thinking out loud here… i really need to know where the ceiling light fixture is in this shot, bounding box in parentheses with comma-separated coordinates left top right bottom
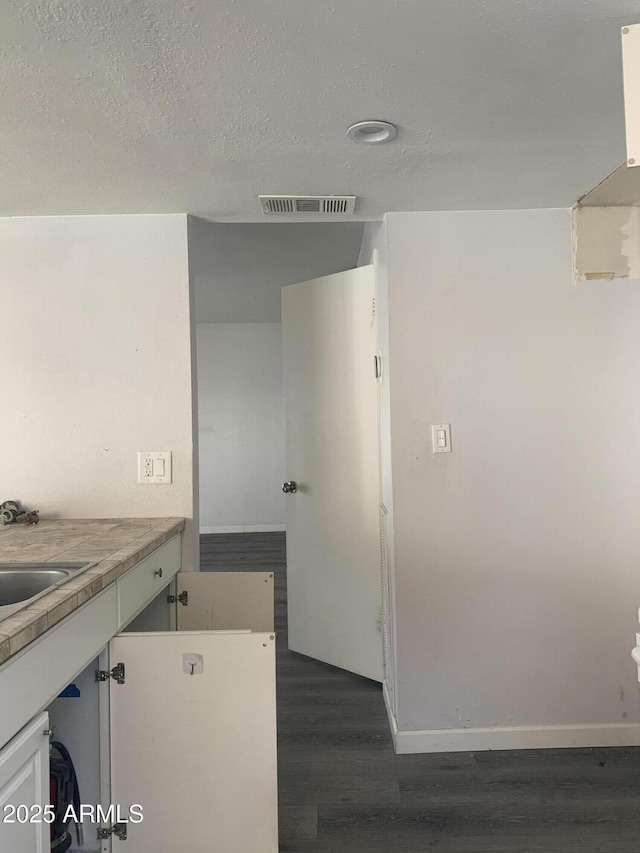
(346, 120, 397, 144)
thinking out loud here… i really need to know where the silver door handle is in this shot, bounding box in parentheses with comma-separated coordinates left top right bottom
(282, 481, 297, 494)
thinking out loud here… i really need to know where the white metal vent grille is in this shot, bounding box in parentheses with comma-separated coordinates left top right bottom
(259, 195, 356, 215)
(262, 197, 295, 214)
(323, 198, 350, 214)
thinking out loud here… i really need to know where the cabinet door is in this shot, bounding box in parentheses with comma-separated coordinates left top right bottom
(0, 711, 50, 853)
(109, 631, 277, 852)
(176, 571, 274, 631)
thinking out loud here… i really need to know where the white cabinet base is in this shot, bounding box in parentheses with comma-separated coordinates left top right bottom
(0, 534, 279, 853)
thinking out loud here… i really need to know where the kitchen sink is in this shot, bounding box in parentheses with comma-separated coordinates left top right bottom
(0, 563, 94, 621)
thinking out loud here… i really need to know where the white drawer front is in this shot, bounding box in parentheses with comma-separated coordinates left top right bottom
(117, 536, 181, 629)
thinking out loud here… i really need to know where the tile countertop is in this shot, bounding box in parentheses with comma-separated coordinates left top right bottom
(0, 517, 185, 667)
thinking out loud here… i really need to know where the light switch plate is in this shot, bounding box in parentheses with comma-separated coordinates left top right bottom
(431, 424, 452, 454)
(138, 451, 172, 484)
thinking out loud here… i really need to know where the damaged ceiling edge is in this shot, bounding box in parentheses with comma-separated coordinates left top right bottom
(572, 205, 640, 283)
(572, 161, 640, 283)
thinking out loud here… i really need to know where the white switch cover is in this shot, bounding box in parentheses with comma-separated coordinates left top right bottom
(138, 451, 172, 484)
(431, 424, 452, 454)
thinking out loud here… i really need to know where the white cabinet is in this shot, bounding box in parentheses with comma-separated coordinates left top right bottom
(0, 712, 50, 853)
(0, 536, 279, 853)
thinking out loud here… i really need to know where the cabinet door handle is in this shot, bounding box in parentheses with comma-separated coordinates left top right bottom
(154, 567, 163, 578)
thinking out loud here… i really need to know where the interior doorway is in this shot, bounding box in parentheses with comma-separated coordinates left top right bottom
(190, 218, 366, 537)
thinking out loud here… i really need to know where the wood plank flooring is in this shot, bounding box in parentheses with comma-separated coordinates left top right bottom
(201, 533, 640, 852)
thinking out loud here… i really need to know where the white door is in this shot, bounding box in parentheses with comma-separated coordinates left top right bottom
(175, 571, 274, 632)
(0, 711, 50, 853)
(109, 631, 277, 852)
(282, 264, 383, 682)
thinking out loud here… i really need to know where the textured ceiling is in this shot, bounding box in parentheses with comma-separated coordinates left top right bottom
(191, 220, 365, 323)
(1, 0, 638, 219)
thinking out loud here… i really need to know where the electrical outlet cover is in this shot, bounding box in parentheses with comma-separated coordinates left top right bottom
(138, 451, 172, 484)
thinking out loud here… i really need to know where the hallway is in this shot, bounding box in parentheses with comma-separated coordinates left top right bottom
(201, 532, 640, 852)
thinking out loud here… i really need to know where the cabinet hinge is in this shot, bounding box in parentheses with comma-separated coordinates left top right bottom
(168, 590, 189, 606)
(95, 662, 125, 684)
(97, 823, 128, 840)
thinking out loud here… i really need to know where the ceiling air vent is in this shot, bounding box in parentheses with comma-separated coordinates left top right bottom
(259, 195, 356, 215)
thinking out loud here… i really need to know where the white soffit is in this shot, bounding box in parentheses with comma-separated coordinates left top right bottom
(622, 24, 640, 167)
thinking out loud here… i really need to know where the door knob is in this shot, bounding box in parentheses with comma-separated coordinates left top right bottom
(282, 481, 297, 494)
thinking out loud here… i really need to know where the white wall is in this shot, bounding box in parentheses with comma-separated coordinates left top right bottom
(385, 209, 640, 751)
(197, 323, 285, 532)
(0, 215, 198, 569)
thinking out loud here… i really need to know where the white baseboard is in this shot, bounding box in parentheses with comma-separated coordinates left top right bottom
(393, 722, 640, 754)
(200, 525, 286, 534)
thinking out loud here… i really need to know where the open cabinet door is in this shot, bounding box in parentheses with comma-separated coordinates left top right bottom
(109, 631, 277, 852)
(175, 571, 274, 631)
(282, 264, 383, 681)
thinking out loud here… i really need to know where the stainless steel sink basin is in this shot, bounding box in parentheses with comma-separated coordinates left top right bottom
(0, 563, 94, 620)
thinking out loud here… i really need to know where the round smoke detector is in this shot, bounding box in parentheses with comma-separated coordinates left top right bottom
(346, 120, 397, 144)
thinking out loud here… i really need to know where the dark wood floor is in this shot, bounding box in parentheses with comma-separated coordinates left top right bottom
(201, 533, 640, 852)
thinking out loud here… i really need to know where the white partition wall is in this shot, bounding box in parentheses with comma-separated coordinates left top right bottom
(382, 209, 640, 752)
